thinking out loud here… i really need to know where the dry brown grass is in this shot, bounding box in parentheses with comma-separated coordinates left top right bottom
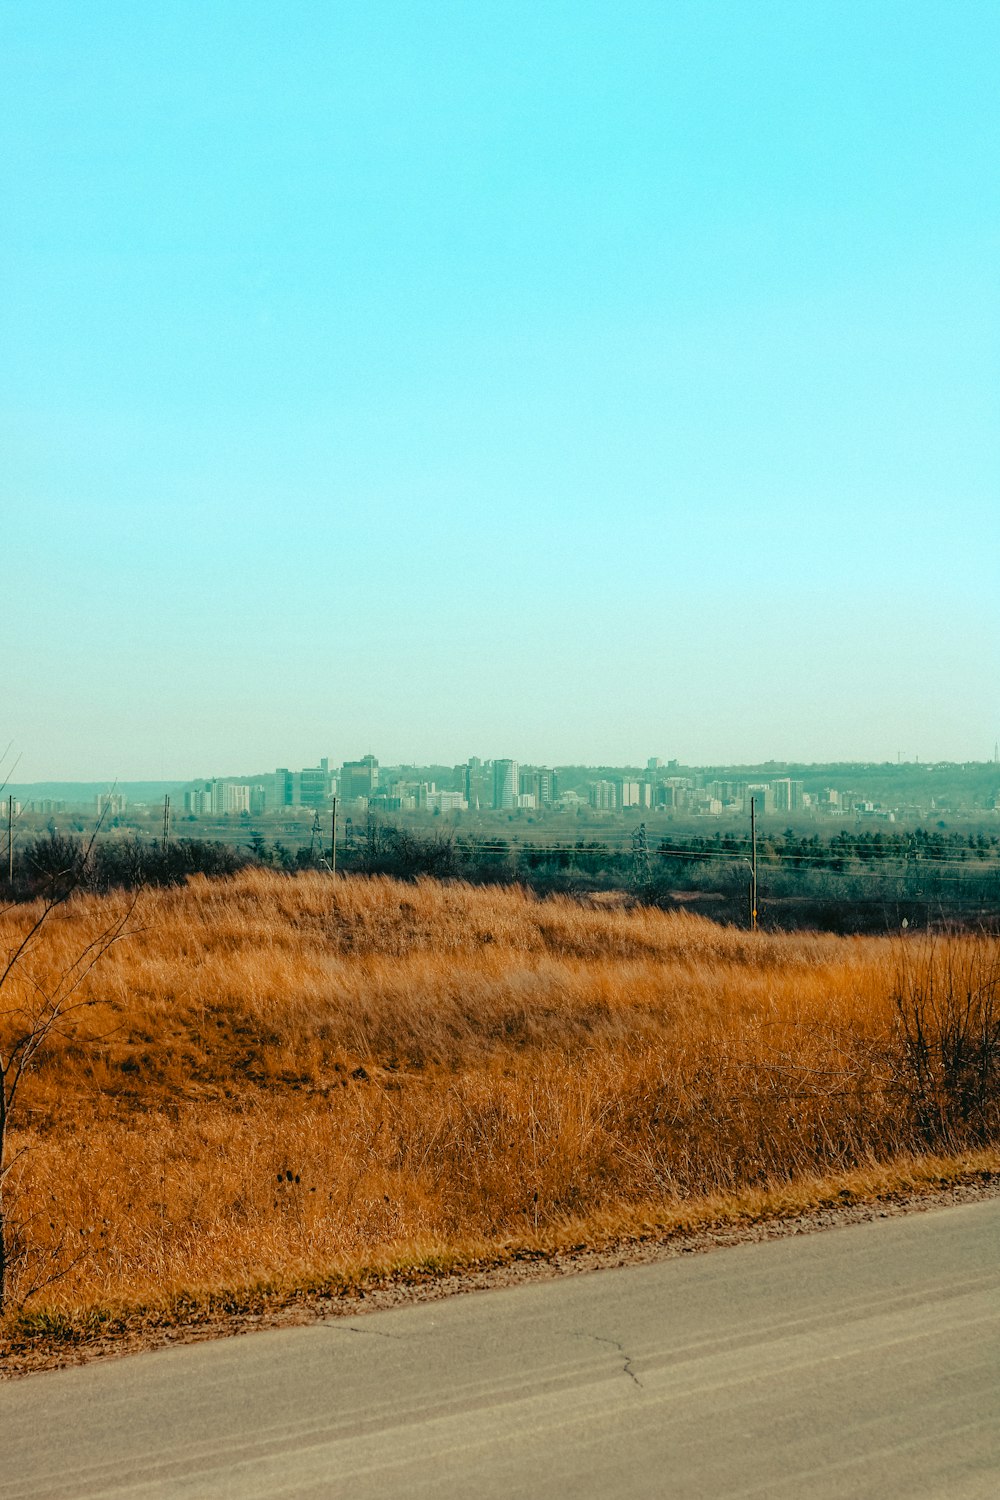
(1, 870, 998, 1345)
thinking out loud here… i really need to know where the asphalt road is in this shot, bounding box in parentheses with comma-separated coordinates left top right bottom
(4, 1199, 999, 1499)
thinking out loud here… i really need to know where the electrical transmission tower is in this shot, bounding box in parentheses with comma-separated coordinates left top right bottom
(631, 822, 651, 886)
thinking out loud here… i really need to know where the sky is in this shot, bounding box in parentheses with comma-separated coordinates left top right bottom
(2, 1, 998, 780)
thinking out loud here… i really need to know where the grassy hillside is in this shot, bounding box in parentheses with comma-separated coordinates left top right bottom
(1, 871, 998, 1346)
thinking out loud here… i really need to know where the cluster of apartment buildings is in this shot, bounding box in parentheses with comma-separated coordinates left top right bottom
(10, 758, 997, 829)
(366, 759, 559, 814)
(174, 757, 898, 822)
(178, 757, 559, 818)
(183, 781, 266, 816)
(570, 766, 810, 816)
(182, 757, 384, 817)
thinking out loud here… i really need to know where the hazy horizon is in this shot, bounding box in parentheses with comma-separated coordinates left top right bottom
(5, 748, 1000, 795)
(4, 2, 998, 782)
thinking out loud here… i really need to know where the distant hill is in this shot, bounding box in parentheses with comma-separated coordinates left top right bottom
(5, 782, 189, 808)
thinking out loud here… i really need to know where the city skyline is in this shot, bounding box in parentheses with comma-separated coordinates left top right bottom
(7, 743, 1000, 816)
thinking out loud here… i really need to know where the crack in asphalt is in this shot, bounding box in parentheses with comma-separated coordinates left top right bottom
(576, 1332, 644, 1389)
(327, 1324, 405, 1340)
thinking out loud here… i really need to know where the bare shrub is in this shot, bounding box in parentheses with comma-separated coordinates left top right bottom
(0, 878, 137, 1313)
(891, 934, 1000, 1148)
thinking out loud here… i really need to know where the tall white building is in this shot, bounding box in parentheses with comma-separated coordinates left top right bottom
(772, 778, 804, 812)
(492, 759, 519, 810)
(223, 783, 251, 815)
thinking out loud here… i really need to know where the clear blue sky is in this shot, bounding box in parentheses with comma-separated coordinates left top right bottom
(3, 1, 997, 779)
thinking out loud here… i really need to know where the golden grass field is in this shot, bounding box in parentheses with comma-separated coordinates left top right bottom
(1, 870, 998, 1348)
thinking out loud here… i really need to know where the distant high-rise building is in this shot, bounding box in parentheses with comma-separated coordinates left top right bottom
(706, 780, 739, 804)
(223, 783, 251, 815)
(194, 779, 248, 816)
(647, 757, 663, 771)
(772, 778, 804, 812)
(743, 783, 774, 815)
(299, 765, 331, 809)
(520, 768, 556, 807)
(619, 781, 641, 808)
(274, 768, 295, 807)
(492, 759, 519, 810)
(465, 757, 486, 810)
(249, 785, 267, 815)
(590, 779, 617, 810)
(341, 755, 379, 804)
(657, 779, 691, 810)
(96, 792, 127, 818)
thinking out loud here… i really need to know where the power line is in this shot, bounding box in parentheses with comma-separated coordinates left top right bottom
(461, 841, 1000, 874)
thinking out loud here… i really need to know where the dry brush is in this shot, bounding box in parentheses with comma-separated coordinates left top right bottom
(1, 870, 998, 1334)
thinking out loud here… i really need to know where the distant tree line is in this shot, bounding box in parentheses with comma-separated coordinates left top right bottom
(5, 821, 1000, 935)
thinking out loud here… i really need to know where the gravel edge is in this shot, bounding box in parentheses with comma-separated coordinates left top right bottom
(3, 1171, 998, 1379)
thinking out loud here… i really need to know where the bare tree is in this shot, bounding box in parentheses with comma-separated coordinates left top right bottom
(0, 830, 138, 1313)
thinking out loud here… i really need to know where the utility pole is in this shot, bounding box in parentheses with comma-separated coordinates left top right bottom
(330, 796, 337, 877)
(749, 795, 758, 932)
(162, 795, 171, 849)
(7, 795, 13, 884)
